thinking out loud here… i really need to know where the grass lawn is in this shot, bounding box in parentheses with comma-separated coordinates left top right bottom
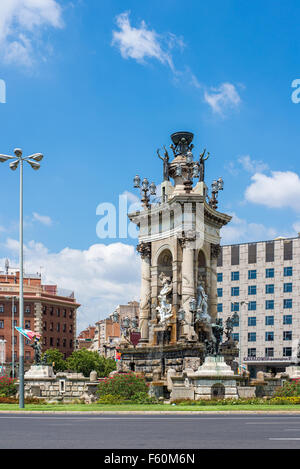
(1, 403, 300, 412)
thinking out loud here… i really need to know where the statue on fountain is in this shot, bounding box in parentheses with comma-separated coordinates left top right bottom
(156, 272, 173, 324)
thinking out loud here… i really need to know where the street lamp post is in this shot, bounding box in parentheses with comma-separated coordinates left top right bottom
(0, 148, 43, 408)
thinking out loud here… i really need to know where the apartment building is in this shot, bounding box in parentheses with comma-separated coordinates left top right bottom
(217, 236, 300, 377)
(0, 262, 80, 372)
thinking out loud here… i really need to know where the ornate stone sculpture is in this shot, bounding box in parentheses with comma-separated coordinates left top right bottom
(156, 272, 173, 324)
(199, 149, 210, 182)
(157, 146, 170, 181)
(30, 338, 42, 365)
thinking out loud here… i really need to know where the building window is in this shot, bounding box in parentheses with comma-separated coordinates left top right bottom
(248, 285, 256, 295)
(248, 243, 257, 264)
(43, 337, 47, 346)
(12, 336, 17, 345)
(265, 348, 274, 358)
(50, 337, 53, 346)
(265, 300, 274, 310)
(25, 351, 31, 361)
(63, 309, 67, 318)
(232, 333, 239, 342)
(217, 288, 223, 298)
(50, 322, 53, 331)
(284, 266, 293, 277)
(0, 305, 4, 313)
(69, 324, 73, 333)
(265, 241, 274, 262)
(231, 302, 239, 312)
(266, 268, 274, 278)
(248, 332, 256, 342)
(231, 287, 239, 296)
(231, 271, 239, 281)
(283, 299, 292, 309)
(0, 320, 4, 329)
(69, 310, 73, 319)
(217, 303, 223, 313)
(283, 347, 292, 357)
(284, 283, 292, 293)
(25, 305, 31, 314)
(70, 339, 73, 348)
(231, 245, 239, 266)
(56, 308, 60, 317)
(25, 320, 30, 329)
(283, 315, 292, 325)
(265, 316, 274, 326)
(217, 273, 223, 282)
(248, 270, 257, 280)
(248, 317, 256, 326)
(248, 348, 256, 357)
(56, 338, 60, 347)
(265, 331, 274, 341)
(50, 308, 54, 316)
(13, 320, 17, 327)
(43, 321, 47, 331)
(43, 306, 47, 315)
(63, 323, 66, 332)
(265, 284, 274, 294)
(284, 240, 293, 261)
(63, 339, 66, 347)
(283, 331, 292, 341)
(233, 315, 239, 327)
(248, 301, 256, 311)
(56, 323, 60, 332)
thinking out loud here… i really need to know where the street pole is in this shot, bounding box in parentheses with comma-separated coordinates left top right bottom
(0, 148, 43, 409)
(19, 158, 24, 408)
(12, 296, 15, 379)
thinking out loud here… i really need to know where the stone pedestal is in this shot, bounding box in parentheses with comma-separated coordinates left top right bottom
(24, 365, 55, 379)
(170, 356, 239, 401)
(285, 365, 300, 379)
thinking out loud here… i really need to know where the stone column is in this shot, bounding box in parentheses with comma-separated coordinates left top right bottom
(180, 232, 197, 341)
(137, 242, 151, 345)
(210, 243, 220, 322)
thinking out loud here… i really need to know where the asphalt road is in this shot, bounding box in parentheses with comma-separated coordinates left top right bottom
(1, 413, 300, 450)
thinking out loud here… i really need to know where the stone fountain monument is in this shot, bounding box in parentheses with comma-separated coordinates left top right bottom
(118, 131, 239, 398)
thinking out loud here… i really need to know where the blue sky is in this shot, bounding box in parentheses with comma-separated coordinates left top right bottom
(0, 0, 300, 330)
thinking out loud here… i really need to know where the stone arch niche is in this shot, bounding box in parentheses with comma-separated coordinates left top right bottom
(197, 250, 207, 290)
(211, 382, 225, 399)
(156, 248, 173, 345)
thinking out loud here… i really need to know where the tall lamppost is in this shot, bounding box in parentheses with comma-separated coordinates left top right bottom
(5, 295, 18, 378)
(0, 148, 43, 408)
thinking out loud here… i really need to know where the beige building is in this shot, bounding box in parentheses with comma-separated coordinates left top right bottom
(217, 235, 299, 377)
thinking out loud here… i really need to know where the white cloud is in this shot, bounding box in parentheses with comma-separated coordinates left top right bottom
(220, 212, 277, 244)
(245, 171, 300, 211)
(2, 239, 141, 332)
(112, 11, 183, 72)
(0, 0, 63, 66)
(32, 212, 52, 226)
(237, 155, 269, 174)
(204, 82, 241, 115)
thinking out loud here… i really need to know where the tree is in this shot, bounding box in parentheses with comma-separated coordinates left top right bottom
(65, 349, 116, 377)
(42, 348, 67, 373)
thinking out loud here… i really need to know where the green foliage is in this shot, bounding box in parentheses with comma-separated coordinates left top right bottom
(97, 372, 150, 400)
(0, 375, 17, 397)
(97, 394, 127, 405)
(42, 349, 67, 373)
(273, 380, 300, 397)
(66, 349, 116, 377)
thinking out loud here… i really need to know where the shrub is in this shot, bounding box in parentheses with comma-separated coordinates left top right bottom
(66, 350, 116, 377)
(97, 372, 149, 400)
(97, 394, 127, 405)
(273, 380, 300, 397)
(0, 375, 17, 397)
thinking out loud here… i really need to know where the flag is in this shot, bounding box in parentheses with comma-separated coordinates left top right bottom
(15, 327, 41, 342)
(115, 351, 121, 361)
